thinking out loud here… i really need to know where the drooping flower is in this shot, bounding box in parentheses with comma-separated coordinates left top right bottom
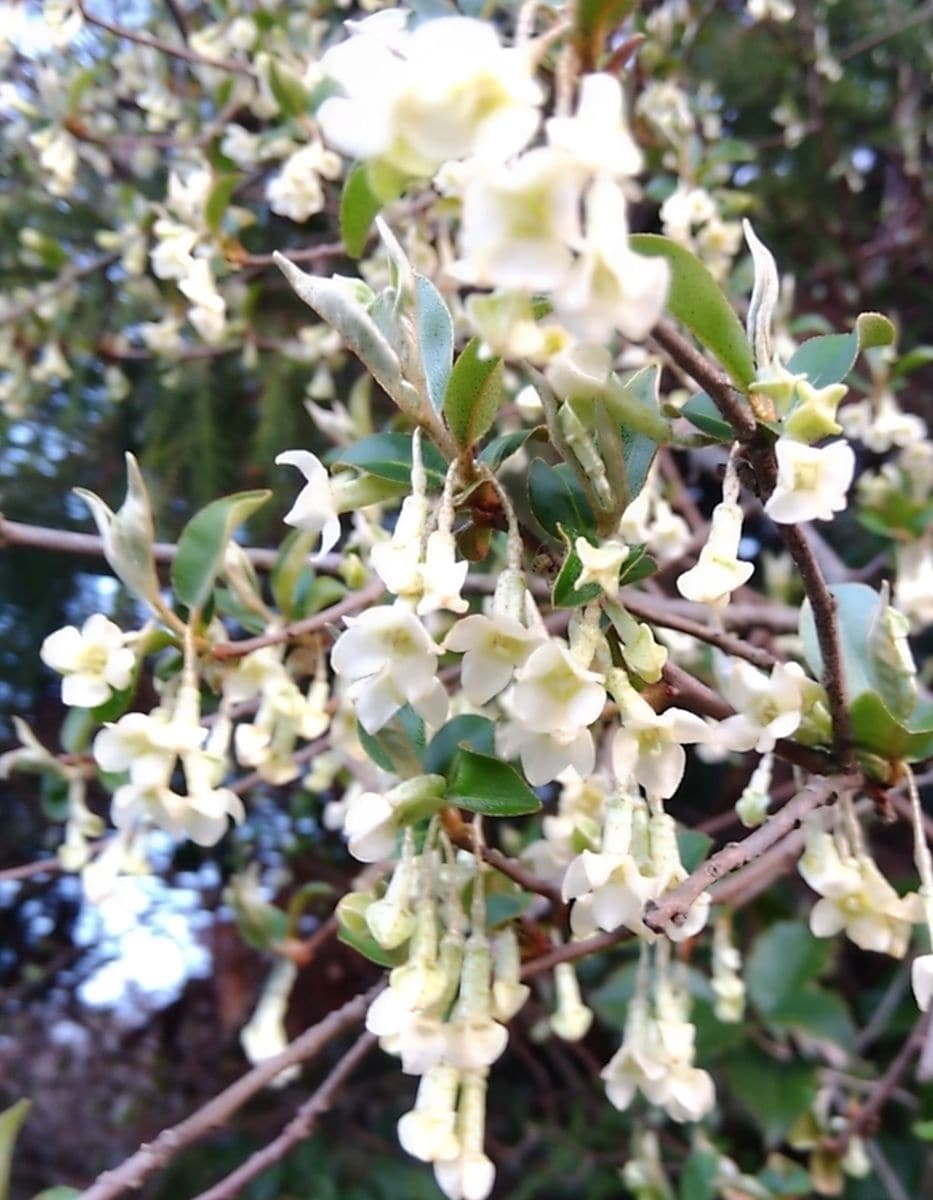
(275, 450, 342, 559)
(716, 660, 812, 753)
(545, 73, 643, 179)
(443, 613, 540, 707)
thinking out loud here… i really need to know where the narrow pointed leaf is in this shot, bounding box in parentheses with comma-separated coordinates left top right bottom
(444, 338, 505, 447)
(415, 275, 454, 413)
(339, 163, 382, 259)
(172, 490, 271, 612)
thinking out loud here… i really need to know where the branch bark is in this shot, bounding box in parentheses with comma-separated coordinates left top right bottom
(189, 1033, 377, 1200)
(77, 986, 380, 1200)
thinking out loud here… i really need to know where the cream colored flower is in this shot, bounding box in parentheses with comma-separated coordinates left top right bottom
(41, 614, 134, 708)
(765, 438, 855, 524)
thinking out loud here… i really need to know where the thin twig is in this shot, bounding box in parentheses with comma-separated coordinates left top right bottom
(825, 1010, 932, 1152)
(1, 252, 119, 326)
(652, 320, 756, 440)
(643, 775, 859, 933)
(211, 578, 386, 660)
(189, 1033, 377, 1200)
(78, 1, 254, 74)
(77, 986, 380, 1200)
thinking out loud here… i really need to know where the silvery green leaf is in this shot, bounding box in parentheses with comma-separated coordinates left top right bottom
(743, 219, 780, 372)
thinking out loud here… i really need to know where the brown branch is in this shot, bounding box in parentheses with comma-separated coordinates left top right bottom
(230, 242, 348, 269)
(189, 1033, 377, 1200)
(627, 598, 779, 670)
(825, 1010, 932, 1152)
(77, 986, 379, 1200)
(444, 818, 564, 913)
(78, 1, 254, 74)
(642, 775, 859, 933)
(211, 578, 385, 660)
(520, 927, 631, 981)
(652, 320, 756, 440)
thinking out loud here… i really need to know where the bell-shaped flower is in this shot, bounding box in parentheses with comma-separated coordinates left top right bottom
(612, 702, 710, 800)
(510, 639, 606, 735)
(575, 537, 630, 601)
(239, 960, 300, 1085)
(332, 603, 447, 734)
(490, 927, 530, 1022)
(799, 822, 919, 957)
(275, 450, 341, 559)
(450, 147, 584, 292)
(552, 179, 670, 343)
(549, 962, 594, 1042)
(418, 530, 469, 616)
(444, 613, 540, 707)
(716, 660, 810, 753)
(398, 1064, 462, 1164)
(764, 437, 855, 524)
(676, 501, 753, 605)
(433, 1070, 495, 1200)
(546, 73, 643, 179)
(41, 613, 135, 708)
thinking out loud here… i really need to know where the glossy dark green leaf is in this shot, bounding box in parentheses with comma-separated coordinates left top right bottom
(724, 1049, 818, 1144)
(478, 427, 543, 471)
(334, 432, 447, 488)
(528, 459, 597, 541)
(171, 490, 271, 612)
(617, 544, 659, 587)
(415, 275, 454, 413)
(447, 749, 541, 816)
(443, 338, 505, 447)
(422, 715, 495, 776)
(551, 539, 602, 608)
(745, 920, 830, 1016)
(339, 163, 381, 259)
(629, 233, 756, 389)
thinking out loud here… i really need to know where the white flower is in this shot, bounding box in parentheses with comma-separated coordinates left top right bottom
(344, 790, 399, 862)
(40, 614, 134, 708)
(716, 660, 810, 753)
(612, 703, 710, 800)
(676, 501, 754, 605)
(275, 450, 342, 559)
(398, 1065, 461, 1163)
(94, 709, 203, 788)
(912, 954, 933, 1012)
(240, 960, 300, 1085)
(552, 180, 670, 343)
(499, 722, 596, 788)
(434, 1151, 496, 1200)
(546, 73, 643, 179)
(266, 141, 342, 222)
(510, 640, 606, 735)
(575, 537, 630, 600)
(443, 613, 540, 707)
(418, 530, 469, 616)
(764, 438, 855, 524)
(331, 604, 447, 734)
(317, 14, 542, 177)
(450, 147, 584, 292)
(150, 218, 198, 281)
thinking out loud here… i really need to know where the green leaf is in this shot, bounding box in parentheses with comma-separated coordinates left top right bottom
(681, 392, 734, 442)
(676, 826, 712, 873)
(0, 1100, 31, 1200)
(745, 921, 830, 1017)
(31, 1190, 81, 1200)
(265, 58, 310, 118)
(850, 692, 933, 763)
(766, 986, 855, 1045)
(629, 233, 756, 389)
(528, 459, 597, 542)
(479, 427, 543, 471)
(336, 894, 409, 968)
(171, 490, 271, 613)
(357, 706, 426, 778)
(724, 1049, 818, 1144)
(787, 312, 895, 387)
(339, 163, 382, 259)
(757, 1154, 814, 1195)
(447, 749, 541, 817)
(333, 433, 447, 489)
(799, 582, 885, 703)
(443, 338, 505, 448)
(485, 888, 534, 928)
(618, 544, 659, 587)
(422, 715, 495, 776)
(271, 529, 318, 619)
(613, 365, 666, 499)
(204, 174, 239, 236)
(891, 345, 933, 380)
(679, 1149, 718, 1200)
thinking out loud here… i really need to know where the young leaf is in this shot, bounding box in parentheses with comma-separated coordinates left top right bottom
(479, 427, 544, 471)
(443, 338, 505, 447)
(357, 706, 426, 778)
(528, 459, 597, 542)
(446, 749, 541, 816)
(787, 311, 894, 387)
(333, 432, 447, 488)
(0, 1100, 30, 1200)
(172, 490, 271, 613)
(339, 163, 382, 259)
(629, 233, 756, 389)
(74, 453, 161, 608)
(415, 275, 454, 413)
(337, 893, 409, 968)
(204, 174, 239, 236)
